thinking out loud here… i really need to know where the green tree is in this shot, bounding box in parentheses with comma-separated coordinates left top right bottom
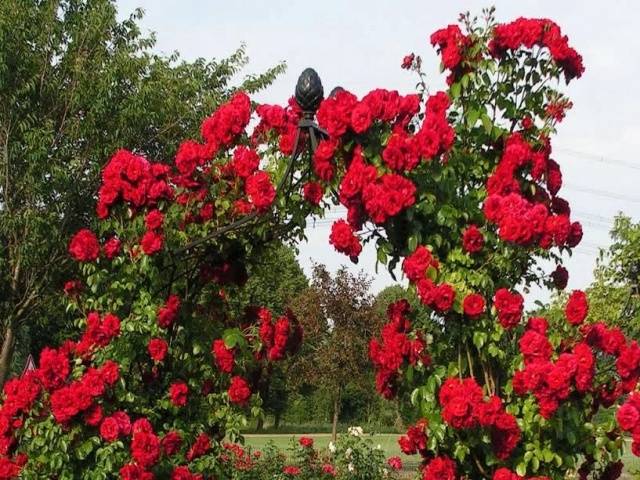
(290, 265, 382, 441)
(0, 0, 284, 385)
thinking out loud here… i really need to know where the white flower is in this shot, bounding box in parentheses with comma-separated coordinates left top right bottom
(328, 441, 336, 453)
(345, 447, 352, 459)
(348, 463, 355, 472)
(347, 426, 364, 437)
(376, 443, 382, 450)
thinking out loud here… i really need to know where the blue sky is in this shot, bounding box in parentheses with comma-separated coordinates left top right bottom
(116, 0, 640, 301)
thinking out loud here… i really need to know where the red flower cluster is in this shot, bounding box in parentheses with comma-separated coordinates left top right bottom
(98, 149, 172, 219)
(313, 90, 453, 258)
(256, 308, 302, 361)
(513, 320, 595, 418)
(581, 322, 639, 403)
(439, 377, 521, 460)
(430, 25, 470, 70)
(227, 376, 251, 406)
(69, 229, 100, 262)
(201, 92, 251, 150)
(422, 455, 457, 480)
(493, 288, 524, 329)
(417, 279, 456, 313)
(402, 245, 439, 283)
(50, 361, 119, 424)
(616, 392, 640, 456)
(76, 312, 121, 355)
(370, 300, 429, 399)
(329, 220, 362, 258)
(490, 18, 585, 82)
(253, 98, 302, 156)
(564, 290, 588, 325)
(483, 133, 582, 250)
(38, 347, 70, 390)
(100, 412, 131, 442)
(398, 419, 428, 457)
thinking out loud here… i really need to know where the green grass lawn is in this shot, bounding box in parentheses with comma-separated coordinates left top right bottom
(244, 433, 640, 478)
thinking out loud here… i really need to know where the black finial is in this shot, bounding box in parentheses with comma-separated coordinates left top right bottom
(295, 68, 324, 113)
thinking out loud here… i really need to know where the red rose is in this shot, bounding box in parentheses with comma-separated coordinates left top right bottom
(550, 265, 568, 290)
(463, 293, 485, 318)
(423, 455, 457, 480)
(99, 416, 120, 442)
(298, 436, 313, 448)
(493, 288, 523, 329)
(462, 225, 484, 253)
(83, 404, 103, 427)
(145, 209, 164, 230)
(329, 220, 362, 258)
(161, 431, 182, 456)
(302, 181, 323, 205)
(232, 146, 260, 178)
(131, 430, 160, 469)
(565, 290, 588, 325)
(186, 433, 211, 461)
(141, 230, 164, 255)
(387, 456, 403, 470)
(69, 229, 100, 262)
(402, 246, 436, 283)
(103, 237, 122, 259)
(169, 382, 188, 407)
(616, 402, 640, 431)
(228, 376, 251, 405)
(433, 283, 456, 312)
(147, 338, 168, 362)
(212, 339, 235, 373)
(158, 294, 180, 328)
(245, 171, 276, 211)
(350, 101, 373, 134)
(283, 466, 301, 476)
(401, 53, 415, 69)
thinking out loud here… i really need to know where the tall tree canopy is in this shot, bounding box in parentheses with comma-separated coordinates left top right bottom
(290, 264, 382, 441)
(0, 0, 284, 384)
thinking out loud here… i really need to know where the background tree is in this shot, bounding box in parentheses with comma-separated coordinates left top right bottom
(290, 264, 382, 441)
(0, 0, 284, 385)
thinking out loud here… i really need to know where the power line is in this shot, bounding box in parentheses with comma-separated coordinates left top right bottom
(556, 147, 640, 172)
(565, 183, 640, 204)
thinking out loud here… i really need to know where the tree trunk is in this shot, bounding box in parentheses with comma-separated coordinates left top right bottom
(331, 391, 340, 443)
(274, 411, 281, 430)
(0, 323, 15, 388)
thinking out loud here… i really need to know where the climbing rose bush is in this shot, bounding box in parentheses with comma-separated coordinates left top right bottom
(0, 7, 635, 480)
